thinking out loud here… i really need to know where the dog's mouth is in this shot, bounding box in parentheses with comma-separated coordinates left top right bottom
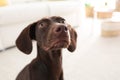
(53, 39, 69, 48)
(43, 38, 70, 51)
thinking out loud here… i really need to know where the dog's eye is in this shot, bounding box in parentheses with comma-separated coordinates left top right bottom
(40, 23, 44, 26)
(38, 22, 49, 29)
(39, 18, 51, 27)
(58, 20, 65, 23)
(40, 22, 46, 27)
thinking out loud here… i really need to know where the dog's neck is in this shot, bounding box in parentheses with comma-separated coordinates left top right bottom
(36, 45, 62, 64)
(36, 45, 63, 79)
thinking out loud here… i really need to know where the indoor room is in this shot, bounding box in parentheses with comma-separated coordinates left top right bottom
(0, 0, 120, 80)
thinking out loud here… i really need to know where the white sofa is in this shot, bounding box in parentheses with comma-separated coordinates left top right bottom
(0, 1, 82, 50)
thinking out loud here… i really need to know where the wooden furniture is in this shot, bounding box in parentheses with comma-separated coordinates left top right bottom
(94, 8, 113, 19)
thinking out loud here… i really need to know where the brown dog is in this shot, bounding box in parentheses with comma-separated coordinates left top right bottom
(16, 16, 77, 80)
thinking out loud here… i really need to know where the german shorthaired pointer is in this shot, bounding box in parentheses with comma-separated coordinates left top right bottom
(16, 16, 77, 80)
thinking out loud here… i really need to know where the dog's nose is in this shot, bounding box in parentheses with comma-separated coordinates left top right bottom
(55, 25, 68, 33)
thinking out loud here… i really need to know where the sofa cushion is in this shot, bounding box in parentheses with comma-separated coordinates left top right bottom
(48, 1, 81, 16)
(0, 2, 49, 25)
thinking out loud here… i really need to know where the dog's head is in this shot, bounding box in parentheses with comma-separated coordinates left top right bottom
(16, 16, 77, 54)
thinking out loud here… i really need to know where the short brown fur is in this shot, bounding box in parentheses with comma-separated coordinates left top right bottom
(16, 16, 77, 80)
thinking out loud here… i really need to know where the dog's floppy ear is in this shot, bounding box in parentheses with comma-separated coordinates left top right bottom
(67, 26, 77, 52)
(16, 22, 37, 54)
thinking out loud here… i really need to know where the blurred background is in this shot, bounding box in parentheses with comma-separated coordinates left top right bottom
(0, 0, 120, 80)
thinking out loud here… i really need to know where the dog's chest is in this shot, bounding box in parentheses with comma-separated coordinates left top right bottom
(30, 58, 62, 80)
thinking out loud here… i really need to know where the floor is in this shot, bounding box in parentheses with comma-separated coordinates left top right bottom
(0, 18, 120, 80)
